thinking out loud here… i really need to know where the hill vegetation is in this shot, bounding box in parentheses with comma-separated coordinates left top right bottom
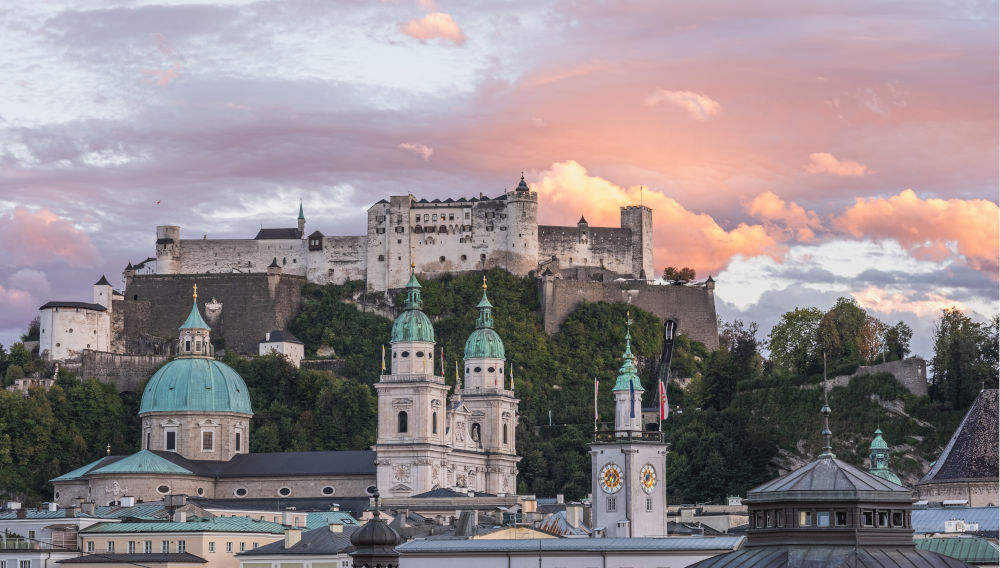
(0, 269, 994, 505)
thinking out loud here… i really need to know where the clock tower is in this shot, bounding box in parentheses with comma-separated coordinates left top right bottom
(590, 319, 668, 538)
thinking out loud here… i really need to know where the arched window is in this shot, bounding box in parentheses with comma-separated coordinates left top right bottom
(398, 411, 408, 433)
(503, 424, 508, 444)
(432, 412, 438, 434)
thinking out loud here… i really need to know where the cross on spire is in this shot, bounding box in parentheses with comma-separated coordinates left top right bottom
(193, 283, 198, 302)
(482, 275, 487, 290)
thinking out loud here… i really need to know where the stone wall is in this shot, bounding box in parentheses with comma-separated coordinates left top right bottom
(300, 359, 348, 375)
(121, 272, 305, 354)
(538, 226, 633, 275)
(540, 276, 719, 349)
(851, 357, 928, 396)
(75, 350, 169, 392)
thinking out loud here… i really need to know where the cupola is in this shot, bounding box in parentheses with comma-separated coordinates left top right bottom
(463, 277, 506, 390)
(389, 273, 435, 375)
(612, 313, 644, 435)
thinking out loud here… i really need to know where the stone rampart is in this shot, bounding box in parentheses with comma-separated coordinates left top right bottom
(300, 359, 348, 375)
(121, 272, 304, 354)
(852, 357, 928, 396)
(540, 276, 719, 349)
(74, 350, 169, 392)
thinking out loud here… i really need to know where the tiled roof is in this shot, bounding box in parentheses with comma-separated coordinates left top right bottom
(915, 537, 1000, 564)
(918, 389, 999, 485)
(39, 301, 107, 311)
(262, 330, 302, 344)
(239, 524, 358, 556)
(254, 228, 302, 240)
(59, 553, 207, 564)
(81, 517, 285, 534)
(398, 537, 743, 554)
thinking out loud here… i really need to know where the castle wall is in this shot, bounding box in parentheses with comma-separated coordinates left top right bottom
(75, 350, 169, 392)
(852, 357, 928, 397)
(538, 226, 634, 274)
(540, 278, 719, 349)
(122, 273, 304, 354)
(39, 307, 111, 361)
(177, 238, 306, 276)
(306, 236, 367, 284)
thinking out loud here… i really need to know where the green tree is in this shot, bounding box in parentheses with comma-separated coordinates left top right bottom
(930, 308, 999, 409)
(21, 318, 40, 342)
(662, 267, 696, 282)
(884, 321, 913, 362)
(767, 307, 823, 376)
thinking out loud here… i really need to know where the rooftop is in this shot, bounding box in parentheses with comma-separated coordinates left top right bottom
(397, 537, 744, 554)
(81, 517, 285, 534)
(238, 524, 359, 556)
(254, 228, 302, 240)
(39, 301, 107, 311)
(59, 553, 207, 564)
(918, 389, 999, 485)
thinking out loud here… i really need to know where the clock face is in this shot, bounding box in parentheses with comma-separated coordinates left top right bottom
(640, 464, 656, 494)
(600, 463, 623, 494)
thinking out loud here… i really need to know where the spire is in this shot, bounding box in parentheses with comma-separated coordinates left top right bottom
(403, 273, 423, 310)
(179, 284, 210, 330)
(868, 427, 902, 485)
(612, 310, 643, 392)
(515, 172, 529, 192)
(819, 389, 835, 459)
(298, 200, 304, 220)
(476, 276, 494, 329)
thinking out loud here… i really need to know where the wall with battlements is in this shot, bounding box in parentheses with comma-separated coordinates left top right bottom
(540, 274, 719, 349)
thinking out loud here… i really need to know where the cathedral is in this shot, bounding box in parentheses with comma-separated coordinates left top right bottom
(50, 276, 519, 504)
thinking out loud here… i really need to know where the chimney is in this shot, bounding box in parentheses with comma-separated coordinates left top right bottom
(65, 506, 78, 518)
(284, 528, 302, 548)
(15, 508, 26, 519)
(282, 509, 292, 526)
(173, 511, 187, 523)
(6, 501, 21, 511)
(329, 523, 343, 533)
(556, 494, 564, 505)
(265, 332, 270, 342)
(330, 503, 340, 512)
(81, 502, 95, 516)
(47, 502, 58, 512)
(120, 496, 135, 507)
(565, 504, 581, 529)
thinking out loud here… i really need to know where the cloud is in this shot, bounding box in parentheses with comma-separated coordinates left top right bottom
(9, 269, 51, 298)
(745, 191, 823, 241)
(399, 142, 434, 161)
(0, 206, 101, 268)
(400, 12, 466, 44)
(853, 285, 968, 319)
(803, 152, 870, 176)
(833, 189, 999, 275)
(531, 160, 779, 276)
(643, 89, 722, 120)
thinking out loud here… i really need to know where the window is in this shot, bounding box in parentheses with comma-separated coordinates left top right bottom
(892, 511, 904, 527)
(202, 430, 214, 451)
(239, 543, 246, 553)
(607, 497, 616, 512)
(398, 411, 408, 433)
(185, 340, 191, 351)
(646, 498, 653, 512)
(177, 541, 185, 553)
(86, 541, 94, 553)
(416, 351, 424, 358)
(755, 511, 763, 528)
(835, 511, 848, 526)
(862, 511, 874, 527)
(877, 511, 889, 527)
(165, 430, 176, 451)
(799, 511, 812, 526)
(474, 367, 482, 373)
(253, 543, 258, 549)
(157, 485, 170, 494)
(128, 541, 135, 554)
(144, 541, 152, 553)
(278, 487, 291, 497)
(235, 487, 248, 497)
(28, 531, 34, 540)
(105, 541, 114, 552)
(432, 412, 438, 434)
(503, 424, 508, 444)
(766, 511, 774, 527)
(19, 562, 28, 568)
(378, 254, 385, 262)
(145, 432, 151, 449)
(817, 512, 830, 527)
(209, 542, 215, 553)
(776, 510, 784, 527)
(226, 543, 233, 553)
(162, 541, 169, 553)
(322, 486, 335, 496)
(235, 432, 242, 453)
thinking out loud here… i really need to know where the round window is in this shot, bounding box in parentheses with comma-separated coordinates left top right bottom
(474, 367, 482, 373)
(488, 367, 496, 373)
(157, 485, 170, 494)
(55, 492, 60, 500)
(402, 351, 410, 357)
(197, 487, 204, 496)
(234, 487, 248, 497)
(322, 486, 335, 496)
(393, 352, 397, 358)
(68, 328, 73, 333)
(278, 487, 291, 497)
(416, 351, 424, 358)
(366, 485, 378, 496)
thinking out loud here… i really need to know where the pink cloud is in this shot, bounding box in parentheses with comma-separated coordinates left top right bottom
(745, 191, 823, 241)
(853, 285, 967, 318)
(643, 89, 722, 120)
(399, 142, 434, 161)
(833, 189, 999, 275)
(0, 206, 101, 268)
(400, 12, 466, 44)
(531, 161, 780, 276)
(803, 152, 870, 176)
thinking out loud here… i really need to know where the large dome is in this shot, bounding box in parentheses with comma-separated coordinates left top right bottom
(140, 358, 252, 415)
(391, 309, 435, 343)
(464, 327, 505, 359)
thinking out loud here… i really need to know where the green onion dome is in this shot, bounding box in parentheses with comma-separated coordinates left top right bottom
(869, 428, 889, 451)
(139, 358, 252, 414)
(390, 274, 435, 343)
(612, 331, 644, 392)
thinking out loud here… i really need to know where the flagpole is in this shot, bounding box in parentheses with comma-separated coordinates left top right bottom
(594, 378, 598, 433)
(381, 344, 385, 374)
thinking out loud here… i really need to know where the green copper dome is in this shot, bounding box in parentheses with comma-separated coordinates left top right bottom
(464, 290, 505, 359)
(391, 274, 435, 343)
(867, 428, 902, 485)
(869, 428, 889, 451)
(140, 358, 252, 415)
(612, 331, 644, 392)
(179, 300, 209, 330)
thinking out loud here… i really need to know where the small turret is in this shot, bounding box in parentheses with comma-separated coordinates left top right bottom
(297, 201, 305, 236)
(868, 428, 902, 485)
(178, 284, 212, 357)
(93, 275, 113, 309)
(613, 313, 644, 435)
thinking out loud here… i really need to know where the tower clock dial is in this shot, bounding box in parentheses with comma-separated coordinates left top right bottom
(640, 464, 657, 494)
(599, 463, 623, 494)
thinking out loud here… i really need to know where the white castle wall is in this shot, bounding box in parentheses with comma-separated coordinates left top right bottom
(152, 184, 651, 291)
(39, 307, 111, 361)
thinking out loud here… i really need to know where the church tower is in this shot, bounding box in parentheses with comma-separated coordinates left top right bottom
(458, 277, 520, 495)
(374, 273, 451, 497)
(590, 317, 667, 537)
(867, 428, 902, 485)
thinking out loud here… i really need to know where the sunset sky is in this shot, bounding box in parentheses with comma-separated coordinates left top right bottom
(1, 0, 997, 359)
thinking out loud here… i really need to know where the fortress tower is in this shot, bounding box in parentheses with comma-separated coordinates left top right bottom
(620, 205, 653, 280)
(155, 225, 182, 275)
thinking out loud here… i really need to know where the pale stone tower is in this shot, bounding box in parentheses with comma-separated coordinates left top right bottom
(620, 205, 653, 279)
(139, 285, 252, 461)
(93, 275, 113, 310)
(374, 273, 451, 497)
(459, 277, 520, 494)
(591, 319, 668, 537)
(503, 174, 539, 276)
(155, 225, 182, 275)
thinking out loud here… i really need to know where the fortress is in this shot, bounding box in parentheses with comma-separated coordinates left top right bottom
(38, 174, 719, 370)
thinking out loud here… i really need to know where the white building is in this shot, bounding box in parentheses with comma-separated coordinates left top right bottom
(38, 276, 118, 361)
(259, 330, 305, 368)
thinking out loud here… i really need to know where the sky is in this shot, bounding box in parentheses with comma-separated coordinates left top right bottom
(1, 0, 997, 360)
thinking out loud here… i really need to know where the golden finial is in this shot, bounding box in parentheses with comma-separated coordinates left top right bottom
(106, 443, 111, 456)
(193, 284, 198, 302)
(482, 275, 487, 290)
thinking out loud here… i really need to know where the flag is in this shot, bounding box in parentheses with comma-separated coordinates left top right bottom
(659, 380, 668, 420)
(381, 344, 385, 372)
(629, 378, 635, 419)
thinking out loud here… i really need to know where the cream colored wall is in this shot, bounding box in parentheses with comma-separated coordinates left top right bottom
(82, 532, 281, 568)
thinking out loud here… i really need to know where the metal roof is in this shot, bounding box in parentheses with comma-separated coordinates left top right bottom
(687, 546, 971, 567)
(179, 301, 209, 330)
(239, 524, 359, 556)
(305, 512, 361, 530)
(915, 537, 1000, 564)
(254, 228, 302, 240)
(918, 389, 998, 485)
(50, 456, 123, 482)
(39, 301, 107, 311)
(747, 456, 913, 503)
(139, 358, 252, 415)
(59, 553, 207, 564)
(397, 536, 744, 554)
(88, 450, 194, 476)
(912, 507, 1000, 534)
(81, 517, 285, 534)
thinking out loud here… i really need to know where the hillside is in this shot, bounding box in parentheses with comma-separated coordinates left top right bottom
(0, 269, 975, 504)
